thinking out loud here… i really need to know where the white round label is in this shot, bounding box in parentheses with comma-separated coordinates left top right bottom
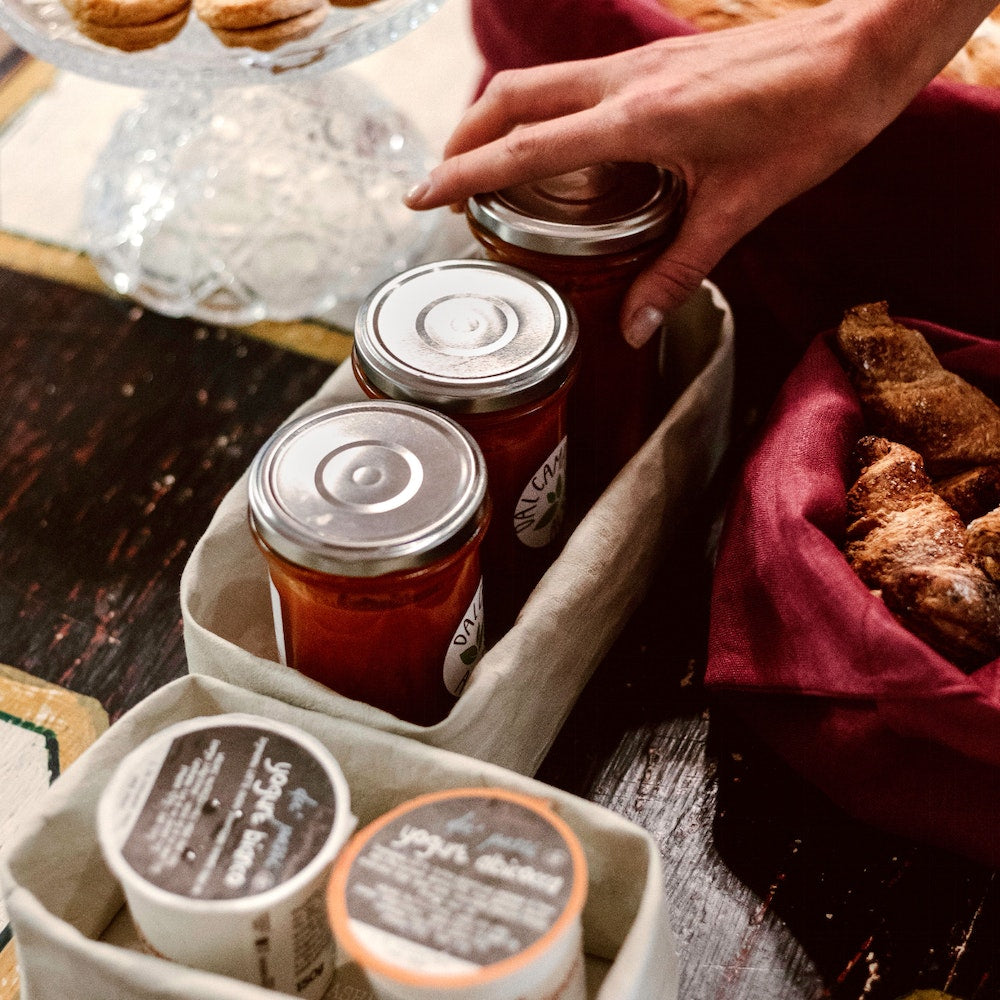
(513, 438, 567, 549)
(443, 578, 485, 696)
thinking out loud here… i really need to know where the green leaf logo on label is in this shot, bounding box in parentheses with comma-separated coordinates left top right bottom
(513, 437, 567, 549)
(443, 579, 485, 696)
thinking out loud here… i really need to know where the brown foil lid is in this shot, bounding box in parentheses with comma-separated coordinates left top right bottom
(327, 787, 588, 987)
(97, 714, 353, 902)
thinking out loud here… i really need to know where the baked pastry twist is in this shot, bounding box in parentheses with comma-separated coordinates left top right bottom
(933, 464, 1000, 523)
(834, 301, 1000, 477)
(845, 436, 1000, 669)
(968, 507, 1000, 583)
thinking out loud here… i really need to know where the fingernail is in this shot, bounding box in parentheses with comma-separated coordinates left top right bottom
(404, 179, 430, 208)
(624, 305, 665, 348)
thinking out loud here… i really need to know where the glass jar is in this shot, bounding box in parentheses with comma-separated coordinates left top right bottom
(352, 259, 579, 640)
(466, 162, 685, 503)
(248, 400, 490, 727)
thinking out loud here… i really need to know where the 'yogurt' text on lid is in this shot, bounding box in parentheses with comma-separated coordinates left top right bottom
(97, 713, 355, 999)
(327, 786, 588, 1000)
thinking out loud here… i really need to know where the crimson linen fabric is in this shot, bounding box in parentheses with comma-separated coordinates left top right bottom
(469, 0, 1000, 377)
(705, 323, 1000, 867)
(471, 0, 697, 70)
(469, 0, 1000, 861)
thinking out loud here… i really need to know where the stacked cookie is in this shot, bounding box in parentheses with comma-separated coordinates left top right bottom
(63, 0, 379, 51)
(195, 0, 328, 51)
(67, 0, 191, 51)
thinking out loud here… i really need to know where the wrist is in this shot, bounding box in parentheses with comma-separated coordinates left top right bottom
(836, 0, 998, 99)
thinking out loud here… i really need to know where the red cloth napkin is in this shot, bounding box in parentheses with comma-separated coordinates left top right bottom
(705, 323, 1000, 866)
(469, 0, 1000, 862)
(470, 0, 697, 71)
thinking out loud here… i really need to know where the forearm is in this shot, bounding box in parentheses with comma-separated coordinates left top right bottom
(832, 0, 998, 112)
(405, 0, 997, 327)
(663, 0, 1000, 176)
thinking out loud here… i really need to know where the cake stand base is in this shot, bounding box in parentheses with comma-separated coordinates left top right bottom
(82, 71, 439, 326)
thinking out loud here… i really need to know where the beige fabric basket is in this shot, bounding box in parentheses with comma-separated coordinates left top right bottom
(180, 282, 734, 775)
(1, 674, 679, 1000)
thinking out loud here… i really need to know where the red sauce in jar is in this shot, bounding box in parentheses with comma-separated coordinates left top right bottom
(466, 163, 685, 505)
(352, 259, 579, 640)
(248, 400, 490, 727)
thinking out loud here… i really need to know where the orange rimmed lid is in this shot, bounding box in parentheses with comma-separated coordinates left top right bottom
(326, 786, 588, 991)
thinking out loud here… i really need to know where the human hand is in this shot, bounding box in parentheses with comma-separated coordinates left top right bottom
(404, 0, 992, 346)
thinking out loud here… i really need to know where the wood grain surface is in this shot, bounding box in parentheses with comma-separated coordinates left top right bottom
(0, 266, 335, 719)
(0, 264, 996, 1000)
(538, 523, 1000, 1000)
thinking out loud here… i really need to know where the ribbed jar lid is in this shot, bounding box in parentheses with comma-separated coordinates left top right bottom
(354, 259, 578, 414)
(467, 162, 685, 256)
(248, 401, 488, 576)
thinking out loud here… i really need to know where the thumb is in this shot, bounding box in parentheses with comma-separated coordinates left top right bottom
(620, 215, 733, 348)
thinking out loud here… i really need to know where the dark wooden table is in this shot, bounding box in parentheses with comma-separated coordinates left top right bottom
(1, 264, 997, 1000)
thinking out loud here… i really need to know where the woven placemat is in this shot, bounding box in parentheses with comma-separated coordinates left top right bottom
(0, 664, 108, 1000)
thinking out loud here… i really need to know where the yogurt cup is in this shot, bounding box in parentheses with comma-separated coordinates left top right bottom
(327, 787, 588, 1000)
(96, 713, 355, 998)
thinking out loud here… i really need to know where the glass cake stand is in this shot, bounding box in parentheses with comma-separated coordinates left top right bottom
(0, 0, 446, 324)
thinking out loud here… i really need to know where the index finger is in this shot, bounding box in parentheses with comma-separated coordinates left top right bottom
(442, 59, 607, 160)
(409, 106, 627, 211)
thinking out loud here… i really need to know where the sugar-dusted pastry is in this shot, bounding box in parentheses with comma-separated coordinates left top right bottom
(661, 0, 823, 31)
(934, 464, 1000, 523)
(657, 0, 1000, 87)
(938, 7, 1000, 87)
(845, 435, 1000, 669)
(968, 506, 1000, 583)
(834, 301, 1000, 476)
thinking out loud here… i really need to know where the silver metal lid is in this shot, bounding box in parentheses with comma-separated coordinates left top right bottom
(354, 259, 578, 414)
(467, 162, 685, 256)
(248, 401, 488, 576)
